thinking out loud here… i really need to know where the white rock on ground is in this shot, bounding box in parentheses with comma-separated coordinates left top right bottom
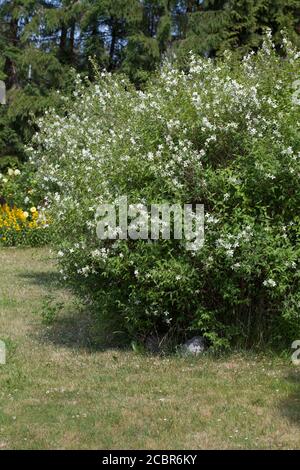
(182, 336, 205, 355)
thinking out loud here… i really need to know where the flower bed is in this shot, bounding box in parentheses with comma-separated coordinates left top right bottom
(0, 203, 49, 246)
(0, 167, 50, 246)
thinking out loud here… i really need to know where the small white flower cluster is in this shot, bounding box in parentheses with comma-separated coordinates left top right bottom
(263, 279, 277, 288)
(91, 248, 109, 261)
(0, 168, 21, 183)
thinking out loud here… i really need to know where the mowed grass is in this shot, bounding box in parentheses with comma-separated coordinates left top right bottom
(0, 247, 300, 450)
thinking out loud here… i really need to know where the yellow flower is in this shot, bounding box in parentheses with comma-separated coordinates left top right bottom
(0, 204, 48, 242)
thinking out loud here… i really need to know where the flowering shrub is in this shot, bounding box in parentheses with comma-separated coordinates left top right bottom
(30, 34, 300, 349)
(0, 167, 49, 246)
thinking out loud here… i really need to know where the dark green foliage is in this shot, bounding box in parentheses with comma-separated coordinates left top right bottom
(0, 0, 73, 164)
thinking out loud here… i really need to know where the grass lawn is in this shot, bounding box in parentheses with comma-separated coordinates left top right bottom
(0, 247, 299, 450)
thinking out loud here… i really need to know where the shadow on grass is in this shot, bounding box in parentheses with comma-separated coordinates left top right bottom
(36, 306, 130, 353)
(18, 271, 61, 288)
(19, 270, 129, 353)
(279, 370, 300, 426)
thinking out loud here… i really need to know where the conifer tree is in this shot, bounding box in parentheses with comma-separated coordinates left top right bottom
(0, 0, 72, 165)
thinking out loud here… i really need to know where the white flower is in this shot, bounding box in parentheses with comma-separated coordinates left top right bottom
(228, 176, 242, 185)
(226, 249, 234, 258)
(205, 213, 219, 224)
(231, 262, 241, 270)
(91, 249, 101, 258)
(263, 279, 277, 288)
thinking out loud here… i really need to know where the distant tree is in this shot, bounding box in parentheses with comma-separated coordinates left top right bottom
(81, 0, 142, 73)
(0, 0, 75, 165)
(173, 0, 300, 59)
(122, 0, 174, 84)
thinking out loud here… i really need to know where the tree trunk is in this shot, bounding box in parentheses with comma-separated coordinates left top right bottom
(4, 16, 19, 89)
(69, 21, 76, 63)
(109, 23, 117, 69)
(59, 23, 67, 59)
